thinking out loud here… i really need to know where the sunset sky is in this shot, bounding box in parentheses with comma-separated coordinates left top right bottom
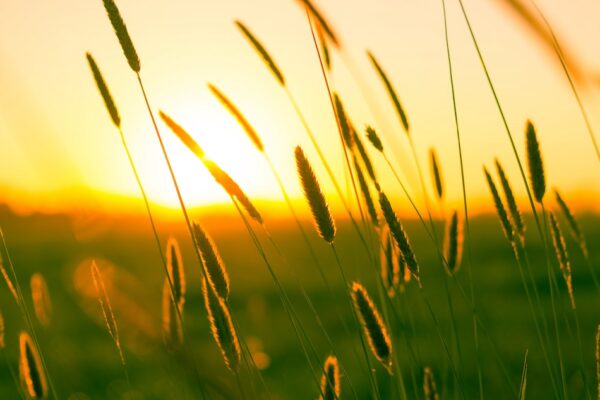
(1, 0, 599, 216)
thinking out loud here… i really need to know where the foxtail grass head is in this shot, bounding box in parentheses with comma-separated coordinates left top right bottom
(159, 111, 205, 159)
(495, 159, 525, 239)
(235, 20, 285, 86)
(365, 126, 383, 153)
(443, 211, 463, 274)
(86, 53, 121, 127)
(102, 0, 140, 72)
(319, 355, 340, 400)
(297, 0, 340, 48)
(554, 189, 587, 258)
(379, 191, 420, 283)
(202, 278, 240, 371)
(295, 146, 336, 243)
(429, 148, 444, 201)
(31, 273, 52, 327)
(208, 83, 264, 152)
(549, 212, 575, 309)
(367, 51, 409, 134)
(423, 367, 440, 400)
(525, 121, 546, 203)
(192, 222, 230, 300)
(354, 158, 379, 227)
(333, 93, 353, 148)
(19, 331, 48, 399)
(351, 282, 392, 371)
(166, 237, 185, 312)
(484, 167, 515, 243)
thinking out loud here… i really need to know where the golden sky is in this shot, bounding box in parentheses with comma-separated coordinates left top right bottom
(0, 0, 599, 216)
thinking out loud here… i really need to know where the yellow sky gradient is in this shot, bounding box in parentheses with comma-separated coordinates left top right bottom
(0, 0, 599, 218)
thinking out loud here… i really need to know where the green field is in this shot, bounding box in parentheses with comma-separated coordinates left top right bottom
(0, 204, 597, 399)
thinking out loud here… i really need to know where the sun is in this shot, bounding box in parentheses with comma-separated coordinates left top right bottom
(121, 95, 280, 210)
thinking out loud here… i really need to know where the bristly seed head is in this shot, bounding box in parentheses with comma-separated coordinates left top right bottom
(484, 167, 515, 243)
(443, 211, 463, 274)
(295, 146, 336, 243)
(554, 189, 588, 258)
(365, 125, 384, 153)
(202, 278, 241, 371)
(495, 159, 525, 239)
(235, 20, 285, 86)
(19, 331, 48, 399)
(319, 355, 340, 400)
(367, 51, 409, 134)
(351, 282, 393, 371)
(86, 53, 121, 127)
(166, 237, 185, 312)
(333, 93, 354, 148)
(525, 121, 546, 203)
(208, 83, 264, 152)
(102, 0, 140, 72)
(192, 222, 230, 300)
(429, 148, 444, 201)
(423, 367, 440, 400)
(379, 191, 420, 283)
(549, 212, 575, 309)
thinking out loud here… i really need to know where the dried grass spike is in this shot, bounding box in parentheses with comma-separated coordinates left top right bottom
(90, 261, 125, 366)
(495, 159, 525, 238)
(102, 0, 140, 72)
(86, 53, 121, 127)
(235, 21, 285, 86)
(202, 278, 241, 371)
(444, 211, 463, 274)
(484, 167, 515, 242)
(379, 191, 420, 282)
(333, 93, 353, 148)
(429, 148, 444, 201)
(354, 158, 379, 226)
(31, 273, 52, 327)
(317, 25, 332, 71)
(166, 237, 185, 312)
(208, 83, 264, 152)
(351, 282, 392, 370)
(549, 212, 575, 309)
(295, 146, 336, 243)
(365, 126, 383, 153)
(319, 355, 340, 400)
(192, 222, 230, 300)
(525, 121, 546, 203)
(298, 0, 340, 47)
(423, 367, 440, 400)
(367, 51, 409, 133)
(554, 189, 588, 257)
(19, 332, 47, 399)
(159, 111, 205, 159)
(0, 255, 19, 304)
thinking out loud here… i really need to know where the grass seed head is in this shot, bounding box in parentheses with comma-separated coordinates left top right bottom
(295, 146, 336, 243)
(102, 0, 140, 72)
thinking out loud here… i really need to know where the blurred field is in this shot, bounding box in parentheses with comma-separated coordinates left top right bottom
(0, 204, 598, 399)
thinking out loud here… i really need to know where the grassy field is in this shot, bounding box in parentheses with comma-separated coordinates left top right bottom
(0, 204, 597, 399)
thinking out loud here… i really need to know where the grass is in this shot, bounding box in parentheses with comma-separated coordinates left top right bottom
(0, 0, 598, 399)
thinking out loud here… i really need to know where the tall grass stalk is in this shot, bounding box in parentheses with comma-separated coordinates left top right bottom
(439, 0, 483, 395)
(0, 229, 58, 399)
